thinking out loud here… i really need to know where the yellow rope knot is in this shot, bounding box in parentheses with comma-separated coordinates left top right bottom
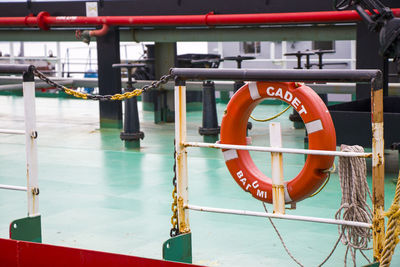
(383, 204, 400, 218)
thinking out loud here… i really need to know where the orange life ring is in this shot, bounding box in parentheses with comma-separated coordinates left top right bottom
(220, 82, 336, 204)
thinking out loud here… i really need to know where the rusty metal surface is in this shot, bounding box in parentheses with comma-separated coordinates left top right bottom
(371, 88, 385, 260)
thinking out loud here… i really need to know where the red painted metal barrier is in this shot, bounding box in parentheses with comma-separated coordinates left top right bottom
(0, 9, 399, 29)
(0, 238, 197, 267)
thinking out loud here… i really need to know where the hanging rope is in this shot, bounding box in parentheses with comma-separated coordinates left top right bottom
(261, 164, 341, 267)
(380, 172, 400, 267)
(263, 203, 305, 267)
(308, 163, 336, 198)
(336, 144, 373, 267)
(250, 105, 291, 122)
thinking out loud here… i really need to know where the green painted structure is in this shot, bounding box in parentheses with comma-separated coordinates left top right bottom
(10, 215, 42, 243)
(0, 95, 399, 266)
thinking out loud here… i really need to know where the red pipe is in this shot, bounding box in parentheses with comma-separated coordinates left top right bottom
(89, 24, 109, 37)
(0, 9, 399, 29)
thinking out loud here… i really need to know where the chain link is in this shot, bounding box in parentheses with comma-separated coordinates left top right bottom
(33, 68, 173, 101)
(170, 139, 179, 237)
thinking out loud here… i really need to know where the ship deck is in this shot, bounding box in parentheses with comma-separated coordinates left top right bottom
(0, 95, 399, 266)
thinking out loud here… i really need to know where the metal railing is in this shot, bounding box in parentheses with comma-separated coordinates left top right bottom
(172, 68, 384, 259)
(0, 64, 40, 217)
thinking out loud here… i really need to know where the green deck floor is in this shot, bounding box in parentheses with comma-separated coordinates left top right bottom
(0, 94, 399, 266)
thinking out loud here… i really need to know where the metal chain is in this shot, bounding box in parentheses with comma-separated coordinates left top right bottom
(32, 67, 173, 101)
(170, 139, 179, 237)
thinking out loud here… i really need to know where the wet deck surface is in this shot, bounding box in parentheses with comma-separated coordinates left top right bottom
(0, 95, 399, 266)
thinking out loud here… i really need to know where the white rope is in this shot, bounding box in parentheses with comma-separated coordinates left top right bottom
(263, 203, 305, 267)
(263, 144, 373, 267)
(336, 144, 373, 267)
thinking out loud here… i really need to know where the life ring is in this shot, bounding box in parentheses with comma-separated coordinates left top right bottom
(220, 82, 336, 204)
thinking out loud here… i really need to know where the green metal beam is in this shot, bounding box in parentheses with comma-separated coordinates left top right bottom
(0, 29, 134, 42)
(132, 24, 356, 42)
(0, 24, 356, 42)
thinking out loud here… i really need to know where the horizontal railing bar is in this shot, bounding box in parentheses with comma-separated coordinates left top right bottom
(187, 204, 372, 228)
(2, 76, 398, 94)
(0, 129, 25, 135)
(0, 64, 34, 74)
(184, 141, 372, 158)
(0, 81, 72, 91)
(0, 184, 27, 191)
(170, 68, 382, 85)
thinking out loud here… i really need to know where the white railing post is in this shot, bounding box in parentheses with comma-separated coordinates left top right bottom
(22, 70, 39, 217)
(269, 122, 285, 214)
(174, 78, 190, 233)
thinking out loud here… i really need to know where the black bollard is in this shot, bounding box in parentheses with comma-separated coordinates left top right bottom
(112, 63, 145, 149)
(198, 81, 220, 143)
(284, 50, 314, 129)
(223, 55, 255, 132)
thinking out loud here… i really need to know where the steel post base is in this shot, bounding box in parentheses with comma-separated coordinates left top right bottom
(10, 215, 42, 243)
(162, 233, 192, 264)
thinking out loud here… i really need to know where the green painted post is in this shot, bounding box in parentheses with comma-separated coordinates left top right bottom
(10, 215, 42, 243)
(162, 233, 192, 264)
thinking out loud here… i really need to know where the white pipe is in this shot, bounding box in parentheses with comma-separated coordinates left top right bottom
(0, 129, 25, 135)
(187, 204, 372, 228)
(23, 80, 39, 216)
(56, 42, 62, 77)
(184, 142, 372, 158)
(0, 184, 27, 191)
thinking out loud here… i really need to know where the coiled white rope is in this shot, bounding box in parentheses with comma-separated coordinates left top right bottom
(336, 144, 373, 266)
(264, 144, 373, 267)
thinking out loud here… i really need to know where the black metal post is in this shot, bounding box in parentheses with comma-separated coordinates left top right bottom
(96, 26, 122, 129)
(198, 81, 219, 143)
(223, 56, 255, 93)
(383, 57, 389, 97)
(154, 42, 177, 123)
(356, 22, 384, 100)
(112, 63, 145, 149)
(304, 54, 311, 69)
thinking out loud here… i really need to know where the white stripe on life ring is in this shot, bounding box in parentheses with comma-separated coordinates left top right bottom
(248, 82, 261, 100)
(305, 119, 323, 134)
(223, 149, 238, 161)
(284, 183, 292, 203)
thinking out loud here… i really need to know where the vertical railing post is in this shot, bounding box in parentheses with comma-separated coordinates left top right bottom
(174, 78, 190, 234)
(371, 75, 385, 261)
(269, 122, 285, 214)
(22, 67, 39, 217)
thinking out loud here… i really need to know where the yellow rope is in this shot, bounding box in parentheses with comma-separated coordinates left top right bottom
(308, 163, 336, 198)
(380, 172, 400, 267)
(250, 105, 291, 122)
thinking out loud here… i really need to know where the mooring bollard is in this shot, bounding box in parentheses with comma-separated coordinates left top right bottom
(198, 81, 219, 143)
(112, 63, 145, 148)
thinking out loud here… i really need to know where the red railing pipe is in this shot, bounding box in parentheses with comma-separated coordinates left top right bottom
(0, 9, 399, 29)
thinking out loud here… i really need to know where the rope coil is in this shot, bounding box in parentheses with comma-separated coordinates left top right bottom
(265, 145, 373, 267)
(336, 145, 373, 266)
